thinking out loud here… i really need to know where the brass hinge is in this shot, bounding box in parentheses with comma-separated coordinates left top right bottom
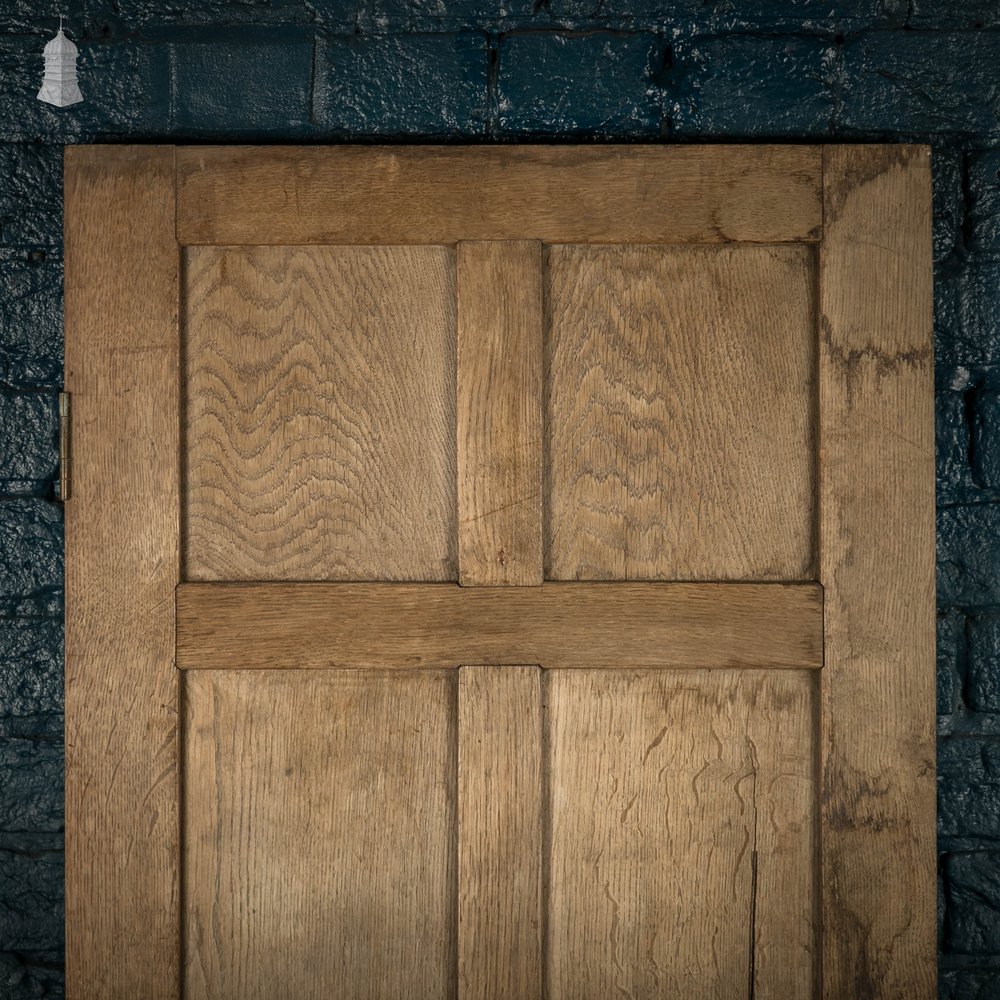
(58, 392, 70, 502)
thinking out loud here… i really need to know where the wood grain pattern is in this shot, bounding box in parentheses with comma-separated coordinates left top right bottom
(184, 245, 457, 581)
(184, 669, 456, 1000)
(818, 146, 936, 997)
(458, 666, 542, 999)
(547, 669, 817, 1000)
(65, 144, 936, 997)
(63, 146, 180, 998)
(176, 582, 824, 671)
(546, 244, 816, 581)
(457, 241, 543, 586)
(175, 145, 823, 246)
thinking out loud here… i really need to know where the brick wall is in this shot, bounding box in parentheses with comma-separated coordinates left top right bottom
(1, 2, 998, 995)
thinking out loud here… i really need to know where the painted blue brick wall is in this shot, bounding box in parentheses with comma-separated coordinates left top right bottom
(0, 3, 998, 995)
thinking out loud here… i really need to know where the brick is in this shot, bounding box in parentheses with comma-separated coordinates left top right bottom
(316, 33, 488, 135)
(0, 501, 62, 618)
(2, 4, 76, 34)
(0, 36, 171, 143)
(0, 850, 63, 952)
(496, 32, 662, 136)
(0, 719, 61, 742)
(939, 738, 1000, 839)
(538, 0, 605, 18)
(75, 37, 172, 136)
(572, 0, 885, 32)
(840, 32, 1000, 135)
(973, 384, 1000, 491)
(936, 257, 1000, 369)
(938, 609, 963, 717)
(360, 0, 614, 33)
(0, 740, 62, 833)
(934, 260, 964, 369)
(938, 503, 1000, 607)
(95, 0, 319, 27)
(0, 393, 57, 497)
(671, 35, 836, 137)
(358, 0, 524, 31)
(959, 259, 1000, 364)
(0, 620, 62, 720)
(691, 0, 885, 32)
(939, 865, 946, 949)
(940, 970, 1000, 1000)
(936, 369, 979, 506)
(932, 145, 963, 262)
(352, 0, 882, 32)
(945, 851, 1000, 954)
(960, 257, 1000, 367)
(173, 33, 314, 134)
(0, 251, 62, 390)
(300, 0, 363, 31)
(0, 146, 61, 249)
(0, 951, 63, 1000)
(938, 366, 1000, 504)
(967, 150, 1000, 255)
(970, 614, 1000, 713)
(909, 0, 1000, 28)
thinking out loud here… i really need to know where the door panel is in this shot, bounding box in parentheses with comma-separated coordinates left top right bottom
(184, 245, 458, 581)
(65, 145, 935, 1000)
(184, 670, 457, 1000)
(547, 669, 816, 1000)
(185, 666, 816, 1000)
(546, 244, 816, 581)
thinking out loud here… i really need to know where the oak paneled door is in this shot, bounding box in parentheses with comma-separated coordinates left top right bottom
(64, 145, 934, 999)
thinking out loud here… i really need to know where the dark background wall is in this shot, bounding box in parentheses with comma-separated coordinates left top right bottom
(0, 2, 998, 996)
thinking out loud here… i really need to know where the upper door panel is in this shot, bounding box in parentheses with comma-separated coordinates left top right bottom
(182, 242, 815, 583)
(184, 245, 458, 581)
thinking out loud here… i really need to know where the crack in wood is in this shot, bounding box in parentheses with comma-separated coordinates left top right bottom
(746, 733, 760, 1000)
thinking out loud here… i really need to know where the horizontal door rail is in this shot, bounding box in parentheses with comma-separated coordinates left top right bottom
(175, 145, 823, 246)
(176, 582, 823, 671)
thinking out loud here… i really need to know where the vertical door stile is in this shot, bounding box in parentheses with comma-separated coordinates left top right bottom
(456, 240, 544, 586)
(455, 240, 546, 999)
(64, 145, 181, 999)
(458, 667, 544, 1000)
(818, 145, 936, 998)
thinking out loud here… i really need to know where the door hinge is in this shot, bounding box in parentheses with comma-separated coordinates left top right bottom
(58, 391, 70, 502)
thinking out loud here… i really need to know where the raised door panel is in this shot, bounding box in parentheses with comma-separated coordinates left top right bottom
(184, 669, 457, 1000)
(184, 245, 457, 581)
(547, 669, 817, 999)
(546, 244, 816, 581)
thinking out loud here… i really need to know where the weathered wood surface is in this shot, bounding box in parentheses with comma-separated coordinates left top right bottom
(64, 143, 936, 997)
(457, 241, 544, 586)
(176, 582, 824, 671)
(184, 245, 457, 581)
(185, 670, 457, 1000)
(176, 145, 823, 245)
(546, 244, 816, 581)
(64, 145, 181, 998)
(818, 144, 935, 999)
(458, 666, 542, 999)
(547, 669, 817, 999)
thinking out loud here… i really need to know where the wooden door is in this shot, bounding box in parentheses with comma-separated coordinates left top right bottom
(64, 144, 934, 999)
